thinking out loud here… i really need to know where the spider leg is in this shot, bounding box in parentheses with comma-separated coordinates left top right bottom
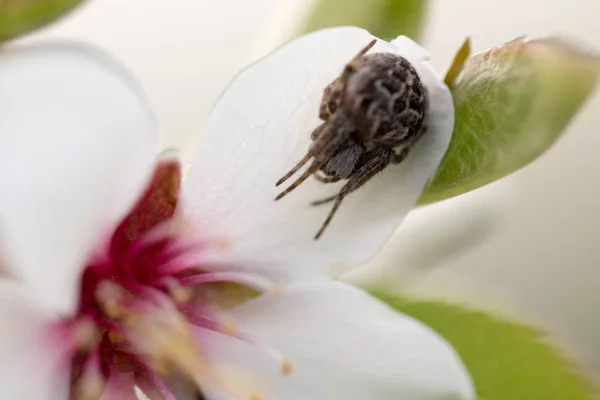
(311, 193, 338, 206)
(313, 148, 394, 239)
(275, 116, 352, 200)
(275, 153, 311, 187)
(392, 145, 412, 164)
(275, 160, 323, 200)
(339, 40, 377, 82)
(319, 81, 341, 121)
(349, 40, 376, 66)
(314, 195, 345, 240)
(319, 41, 377, 121)
(311, 122, 327, 140)
(275, 125, 332, 188)
(314, 173, 341, 184)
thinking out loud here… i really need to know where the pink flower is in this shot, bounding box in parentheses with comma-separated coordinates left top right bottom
(0, 27, 474, 399)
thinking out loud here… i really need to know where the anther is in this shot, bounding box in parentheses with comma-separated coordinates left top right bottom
(96, 281, 129, 318)
(74, 350, 105, 400)
(212, 237, 232, 252)
(70, 319, 98, 351)
(172, 286, 193, 304)
(220, 317, 238, 336)
(179, 272, 275, 294)
(108, 331, 124, 344)
(281, 359, 294, 376)
(103, 299, 126, 319)
(270, 284, 284, 297)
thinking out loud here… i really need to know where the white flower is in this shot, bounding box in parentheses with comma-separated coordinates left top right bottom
(0, 27, 474, 399)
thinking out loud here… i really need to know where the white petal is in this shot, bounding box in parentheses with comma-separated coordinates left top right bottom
(345, 185, 511, 287)
(0, 280, 69, 400)
(0, 41, 158, 314)
(183, 27, 453, 282)
(203, 282, 474, 400)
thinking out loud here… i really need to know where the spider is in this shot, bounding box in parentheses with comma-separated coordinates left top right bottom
(275, 39, 429, 239)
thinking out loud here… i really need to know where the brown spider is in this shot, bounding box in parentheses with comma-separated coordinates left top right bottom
(275, 39, 429, 239)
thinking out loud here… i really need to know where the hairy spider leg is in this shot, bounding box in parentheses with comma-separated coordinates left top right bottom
(311, 144, 413, 206)
(275, 153, 312, 187)
(391, 145, 411, 164)
(275, 161, 323, 201)
(313, 195, 344, 240)
(275, 40, 377, 195)
(314, 173, 342, 184)
(319, 40, 377, 121)
(275, 116, 351, 200)
(276, 124, 327, 187)
(310, 122, 327, 141)
(340, 39, 377, 81)
(312, 147, 396, 239)
(356, 39, 377, 59)
(319, 81, 340, 120)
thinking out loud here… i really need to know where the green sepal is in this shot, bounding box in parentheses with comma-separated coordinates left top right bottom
(0, 0, 85, 43)
(375, 293, 597, 399)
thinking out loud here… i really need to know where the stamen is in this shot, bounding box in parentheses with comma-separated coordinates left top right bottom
(95, 282, 128, 319)
(154, 241, 206, 275)
(186, 313, 236, 335)
(234, 332, 293, 378)
(220, 316, 238, 336)
(179, 303, 220, 322)
(179, 272, 278, 294)
(161, 277, 193, 304)
(190, 318, 293, 378)
(73, 349, 105, 400)
(70, 318, 98, 351)
(140, 365, 178, 400)
(70, 201, 293, 399)
(102, 368, 138, 399)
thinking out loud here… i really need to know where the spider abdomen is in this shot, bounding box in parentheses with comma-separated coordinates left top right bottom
(342, 53, 428, 148)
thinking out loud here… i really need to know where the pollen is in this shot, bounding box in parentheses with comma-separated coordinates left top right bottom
(171, 285, 193, 304)
(270, 284, 284, 297)
(212, 237, 232, 252)
(70, 318, 98, 350)
(220, 317, 238, 335)
(281, 359, 294, 376)
(107, 331, 124, 344)
(102, 300, 124, 319)
(170, 213, 195, 236)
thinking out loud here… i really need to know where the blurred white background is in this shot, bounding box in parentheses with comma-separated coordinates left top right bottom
(24, 0, 600, 372)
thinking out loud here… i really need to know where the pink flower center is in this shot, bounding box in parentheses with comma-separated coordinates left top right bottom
(50, 161, 289, 399)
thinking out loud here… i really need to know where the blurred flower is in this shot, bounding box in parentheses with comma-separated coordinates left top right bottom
(0, 27, 474, 399)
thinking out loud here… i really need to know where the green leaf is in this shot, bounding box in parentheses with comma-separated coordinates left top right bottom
(0, 0, 85, 43)
(298, 0, 428, 42)
(376, 294, 597, 399)
(419, 36, 600, 205)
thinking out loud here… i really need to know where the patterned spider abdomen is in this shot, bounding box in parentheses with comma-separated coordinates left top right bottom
(342, 53, 428, 148)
